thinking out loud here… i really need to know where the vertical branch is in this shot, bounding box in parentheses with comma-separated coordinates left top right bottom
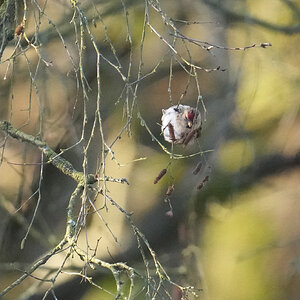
(0, 0, 16, 60)
(20, 152, 44, 249)
(65, 183, 84, 242)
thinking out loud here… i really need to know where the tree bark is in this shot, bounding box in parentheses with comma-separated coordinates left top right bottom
(0, 0, 16, 60)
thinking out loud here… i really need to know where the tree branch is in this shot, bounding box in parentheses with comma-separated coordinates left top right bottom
(0, 121, 96, 296)
(0, 0, 16, 60)
(203, 0, 300, 35)
(0, 238, 68, 297)
(0, 121, 96, 185)
(238, 151, 300, 188)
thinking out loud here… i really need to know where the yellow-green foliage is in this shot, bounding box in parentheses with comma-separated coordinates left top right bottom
(218, 139, 254, 173)
(203, 201, 282, 300)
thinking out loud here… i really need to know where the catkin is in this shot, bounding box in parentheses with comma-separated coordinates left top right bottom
(165, 185, 174, 196)
(154, 168, 167, 184)
(192, 162, 202, 175)
(183, 129, 196, 146)
(168, 123, 176, 141)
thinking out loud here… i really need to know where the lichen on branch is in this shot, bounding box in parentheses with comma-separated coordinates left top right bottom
(0, 121, 96, 184)
(0, 0, 16, 60)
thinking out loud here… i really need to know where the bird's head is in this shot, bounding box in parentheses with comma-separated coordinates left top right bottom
(187, 109, 195, 128)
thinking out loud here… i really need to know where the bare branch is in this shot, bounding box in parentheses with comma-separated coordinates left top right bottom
(0, 121, 96, 184)
(171, 32, 272, 51)
(203, 0, 300, 34)
(0, 0, 16, 60)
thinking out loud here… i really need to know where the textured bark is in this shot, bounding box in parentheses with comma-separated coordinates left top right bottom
(0, 0, 15, 60)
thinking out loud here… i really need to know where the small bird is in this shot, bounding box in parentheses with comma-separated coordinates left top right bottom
(161, 104, 201, 145)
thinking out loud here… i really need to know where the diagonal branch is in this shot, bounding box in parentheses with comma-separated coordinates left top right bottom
(203, 0, 300, 35)
(0, 121, 96, 184)
(0, 238, 68, 297)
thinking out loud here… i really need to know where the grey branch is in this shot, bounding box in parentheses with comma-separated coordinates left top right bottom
(203, 0, 300, 35)
(0, 0, 16, 60)
(0, 121, 96, 185)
